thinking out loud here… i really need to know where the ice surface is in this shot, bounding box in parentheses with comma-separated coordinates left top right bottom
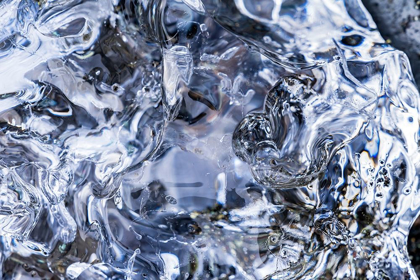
(0, 0, 419, 279)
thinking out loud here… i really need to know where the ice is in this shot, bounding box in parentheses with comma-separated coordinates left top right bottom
(0, 169, 40, 240)
(0, 0, 419, 279)
(163, 45, 193, 117)
(66, 262, 92, 279)
(232, 60, 376, 187)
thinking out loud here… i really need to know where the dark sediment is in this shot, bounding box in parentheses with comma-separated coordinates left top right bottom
(363, 0, 420, 86)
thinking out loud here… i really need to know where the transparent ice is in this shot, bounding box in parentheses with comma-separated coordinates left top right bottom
(0, 0, 419, 279)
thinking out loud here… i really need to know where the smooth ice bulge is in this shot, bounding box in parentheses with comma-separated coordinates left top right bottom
(0, 0, 419, 279)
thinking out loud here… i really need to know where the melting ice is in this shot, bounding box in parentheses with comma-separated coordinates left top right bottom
(0, 0, 419, 279)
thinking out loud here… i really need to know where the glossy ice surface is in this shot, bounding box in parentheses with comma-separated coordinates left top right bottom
(0, 0, 419, 279)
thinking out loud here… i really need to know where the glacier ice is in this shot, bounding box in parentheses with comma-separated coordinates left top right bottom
(0, 0, 419, 279)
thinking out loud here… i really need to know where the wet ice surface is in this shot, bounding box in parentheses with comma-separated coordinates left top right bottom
(0, 0, 419, 279)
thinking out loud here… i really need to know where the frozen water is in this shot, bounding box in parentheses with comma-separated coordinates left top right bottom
(0, 0, 419, 279)
(0, 169, 40, 240)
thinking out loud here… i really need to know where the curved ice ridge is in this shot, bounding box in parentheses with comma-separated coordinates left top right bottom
(0, 0, 419, 279)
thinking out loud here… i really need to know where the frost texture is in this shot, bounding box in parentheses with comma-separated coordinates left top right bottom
(0, 0, 419, 279)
